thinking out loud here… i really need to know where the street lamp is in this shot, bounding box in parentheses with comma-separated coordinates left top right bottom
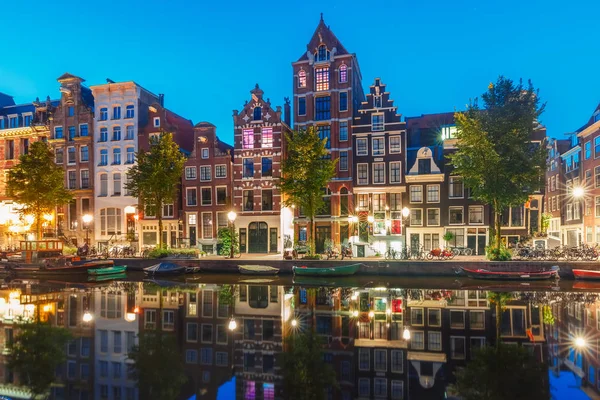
(227, 211, 237, 259)
(401, 207, 410, 219)
(573, 187, 585, 199)
(403, 326, 411, 340)
(228, 318, 237, 331)
(82, 214, 93, 245)
(575, 337, 586, 348)
(82, 311, 93, 323)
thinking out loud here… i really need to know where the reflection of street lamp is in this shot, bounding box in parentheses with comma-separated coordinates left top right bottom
(227, 211, 237, 259)
(82, 214, 93, 245)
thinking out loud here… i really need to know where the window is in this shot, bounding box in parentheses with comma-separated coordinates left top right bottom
(55, 148, 64, 164)
(595, 137, 600, 158)
(374, 349, 387, 371)
(216, 352, 228, 366)
(470, 310, 485, 329)
(411, 331, 424, 350)
(315, 67, 329, 91)
(262, 190, 273, 211)
(410, 186, 423, 203)
(469, 206, 484, 224)
(67, 147, 76, 164)
(100, 107, 108, 121)
(113, 331, 122, 353)
(99, 127, 107, 142)
(200, 166, 211, 181)
(357, 164, 368, 185)
(185, 167, 197, 180)
(201, 187, 212, 205)
(125, 147, 134, 164)
(23, 115, 32, 126)
(185, 349, 198, 364)
(125, 104, 134, 118)
(200, 348, 213, 365)
(153, 117, 160, 127)
(339, 151, 348, 171)
(187, 188, 197, 206)
(340, 121, 348, 141)
(339, 64, 348, 82)
(411, 308, 424, 325)
(451, 336, 466, 359)
(339, 92, 348, 111)
(373, 95, 383, 109)
(202, 324, 213, 343)
(390, 162, 401, 183)
(216, 187, 227, 205)
(410, 209, 422, 226)
(68, 171, 76, 189)
(243, 129, 254, 149)
(100, 174, 108, 196)
(427, 185, 440, 203)
(100, 331, 108, 352)
(449, 207, 464, 224)
(187, 323, 198, 342)
(113, 106, 121, 119)
(596, 197, 600, 217)
(359, 378, 370, 397)
(373, 137, 385, 155)
(429, 331, 442, 351)
(317, 125, 331, 149)
(99, 149, 108, 165)
(298, 97, 306, 116)
(70, 107, 78, 117)
(68, 126, 76, 141)
(113, 148, 121, 165)
(112, 126, 121, 141)
(298, 70, 307, 88)
(372, 114, 384, 131)
(357, 138, 368, 155)
(3, 140, 13, 160)
(124, 125, 134, 140)
(243, 190, 254, 211)
(391, 381, 403, 400)
(359, 348, 370, 370)
(388, 136, 401, 154)
(8, 116, 17, 128)
(100, 207, 122, 235)
(450, 310, 465, 328)
(80, 145, 89, 162)
(253, 107, 262, 121)
(215, 164, 227, 178)
(373, 163, 385, 184)
(315, 96, 331, 120)
(449, 176, 464, 198)
(262, 127, 273, 148)
(262, 157, 273, 177)
(586, 141, 592, 159)
(243, 158, 254, 178)
(391, 350, 403, 373)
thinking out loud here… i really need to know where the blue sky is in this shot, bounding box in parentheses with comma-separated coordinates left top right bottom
(1, 0, 598, 142)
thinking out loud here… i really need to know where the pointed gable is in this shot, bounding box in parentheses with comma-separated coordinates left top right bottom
(297, 14, 349, 62)
(57, 72, 85, 82)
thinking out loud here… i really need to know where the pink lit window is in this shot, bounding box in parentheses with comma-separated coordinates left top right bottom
(339, 64, 348, 83)
(298, 70, 307, 88)
(243, 129, 254, 149)
(262, 128, 273, 148)
(244, 381, 256, 400)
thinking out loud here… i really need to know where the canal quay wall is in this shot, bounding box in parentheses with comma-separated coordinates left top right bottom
(117, 258, 598, 279)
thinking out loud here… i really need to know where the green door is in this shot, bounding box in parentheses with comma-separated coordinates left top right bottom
(248, 222, 268, 253)
(269, 228, 278, 253)
(315, 226, 331, 253)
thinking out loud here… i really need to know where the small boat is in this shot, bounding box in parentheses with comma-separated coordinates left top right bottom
(71, 258, 114, 269)
(292, 263, 361, 277)
(458, 266, 560, 281)
(238, 265, 280, 276)
(144, 262, 186, 276)
(88, 266, 127, 276)
(573, 269, 600, 280)
(88, 272, 127, 282)
(185, 266, 201, 274)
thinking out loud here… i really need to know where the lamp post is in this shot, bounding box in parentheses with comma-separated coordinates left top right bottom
(82, 214, 93, 245)
(227, 211, 237, 259)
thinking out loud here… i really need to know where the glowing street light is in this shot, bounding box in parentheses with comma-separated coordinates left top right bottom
(368, 310, 375, 319)
(401, 207, 410, 218)
(403, 327, 411, 340)
(82, 311, 93, 323)
(575, 337, 586, 348)
(82, 214, 93, 245)
(228, 318, 237, 331)
(291, 319, 298, 327)
(352, 310, 359, 317)
(573, 187, 585, 198)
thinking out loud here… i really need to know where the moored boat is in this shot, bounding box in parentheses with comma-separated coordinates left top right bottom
(573, 269, 600, 280)
(88, 265, 127, 276)
(458, 266, 560, 281)
(292, 263, 361, 277)
(72, 258, 114, 269)
(144, 262, 186, 276)
(88, 272, 127, 282)
(238, 265, 279, 276)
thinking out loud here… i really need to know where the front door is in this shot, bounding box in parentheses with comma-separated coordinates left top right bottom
(269, 228, 278, 253)
(315, 225, 331, 253)
(248, 222, 268, 253)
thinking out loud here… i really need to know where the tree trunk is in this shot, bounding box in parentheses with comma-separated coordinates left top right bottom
(36, 211, 42, 240)
(495, 300, 502, 348)
(309, 216, 315, 254)
(495, 212, 502, 251)
(158, 213, 164, 249)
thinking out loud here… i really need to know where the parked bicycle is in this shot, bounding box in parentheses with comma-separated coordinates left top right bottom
(426, 248, 455, 260)
(384, 248, 399, 260)
(450, 246, 473, 256)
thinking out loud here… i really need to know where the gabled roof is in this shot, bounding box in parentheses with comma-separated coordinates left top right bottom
(0, 93, 15, 108)
(555, 139, 570, 155)
(405, 112, 456, 129)
(57, 72, 85, 82)
(297, 15, 349, 62)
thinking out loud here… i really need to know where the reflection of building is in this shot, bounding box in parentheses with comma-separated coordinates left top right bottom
(233, 284, 284, 398)
(545, 139, 570, 248)
(232, 86, 290, 254)
(352, 79, 407, 256)
(182, 122, 234, 253)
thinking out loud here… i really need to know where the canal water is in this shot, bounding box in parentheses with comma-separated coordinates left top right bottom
(0, 274, 595, 399)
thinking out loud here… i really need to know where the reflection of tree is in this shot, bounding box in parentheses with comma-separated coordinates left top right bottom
(487, 292, 513, 346)
(451, 344, 549, 400)
(283, 329, 338, 400)
(8, 321, 72, 397)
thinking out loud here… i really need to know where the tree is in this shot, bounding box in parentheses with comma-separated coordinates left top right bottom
(451, 344, 549, 400)
(128, 331, 187, 399)
(283, 329, 339, 400)
(448, 77, 547, 252)
(6, 141, 72, 239)
(217, 227, 238, 256)
(280, 127, 336, 252)
(7, 321, 72, 397)
(487, 291, 513, 347)
(125, 133, 185, 248)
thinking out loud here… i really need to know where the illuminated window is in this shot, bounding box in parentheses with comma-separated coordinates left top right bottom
(317, 45, 329, 61)
(298, 70, 307, 88)
(315, 67, 330, 91)
(262, 128, 273, 148)
(339, 64, 348, 83)
(243, 129, 254, 149)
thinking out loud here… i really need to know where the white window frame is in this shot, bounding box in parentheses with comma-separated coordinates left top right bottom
(389, 135, 401, 154)
(200, 166, 211, 182)
(428, 331, 442, 351)
(372, 113, 384, 131)
(201, 148, 209, 159)
(389, 161, 401, 184)
(410, 209, 423, 226)
(426, 184, 440, 203)
(449, 206, 464, 225)
(215, 164, 227, 178)
(448, 176, 464, 199)
(186, 188, 198, 206)
(428, 308, 442, 327)
(468, 205, 484, 225)
(372, 137, 385, 156)
(339, 150, 348, 171)
(201, 186, 212, 206)
(356, 138, 368, 156)
(185, 166, 197, 180)
(427, 208, 440, 226)
(357, 163, 369, 185)
(358, 348, 370, 371)
(373, 162, 385, 184)
(451, 336, 466, 359)
(153, 117, 160, 127)
(470, 310, 485, 330)
(410, 185, 423, 203)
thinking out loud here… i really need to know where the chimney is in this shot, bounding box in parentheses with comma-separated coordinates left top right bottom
(284, 97, 291, 126)
(158, 94, 164, 107)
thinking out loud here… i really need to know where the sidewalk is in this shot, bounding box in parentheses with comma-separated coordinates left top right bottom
(199, 253, 488, 262)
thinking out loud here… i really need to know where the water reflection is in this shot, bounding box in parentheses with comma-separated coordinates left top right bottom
(0, 277, 595, 399)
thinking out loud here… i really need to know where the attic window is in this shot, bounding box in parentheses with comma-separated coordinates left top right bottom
(253, 107, 262, 121)
(373, 95, 382, 109)
(315, 45, 330, 62)
(298, 70, 307, 88)
(153, 117, 160, 127)
(595, 113, 600, 123)
(339, 64, 348, 83)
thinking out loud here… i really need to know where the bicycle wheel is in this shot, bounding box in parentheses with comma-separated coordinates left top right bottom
(426, 253, 434, 260)
(464, 248, 473, 256)
(447, 251, 456, 260)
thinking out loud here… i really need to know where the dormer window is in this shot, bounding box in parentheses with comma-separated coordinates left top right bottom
(373, 95, 382, 109)
(253, 107, 262, 121)
(153, 117, 160, 127)
(339, 64, 348, 83)
(316, 45, 330, 62)
(298, 70, 307, 88)
(372, 114, 384, 131)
